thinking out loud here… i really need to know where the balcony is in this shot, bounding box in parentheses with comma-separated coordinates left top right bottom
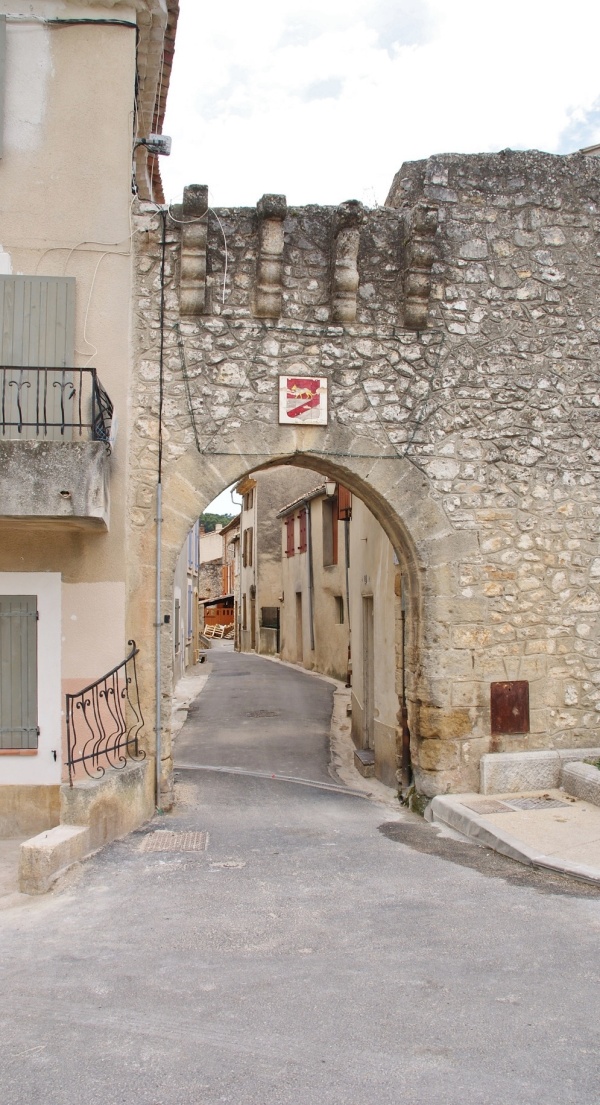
(0, 367, 114, 529)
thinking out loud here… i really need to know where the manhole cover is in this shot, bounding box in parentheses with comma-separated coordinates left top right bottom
(246, 709, 281, 718)
(504, 797, 569, 811)
(140, 830, 209, 852)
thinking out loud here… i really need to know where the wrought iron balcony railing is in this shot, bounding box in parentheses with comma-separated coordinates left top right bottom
(0, 366, 114, 448)
(65, 641, 145, 786)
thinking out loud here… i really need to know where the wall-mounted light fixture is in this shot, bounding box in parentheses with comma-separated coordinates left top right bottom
(134, 134, 172, 156)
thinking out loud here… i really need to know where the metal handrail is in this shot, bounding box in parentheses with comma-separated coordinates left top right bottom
(65, 641, 145, 786)
(0, 365, 114, 449)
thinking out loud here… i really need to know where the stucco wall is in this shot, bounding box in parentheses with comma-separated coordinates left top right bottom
(349, 499, 399, 788)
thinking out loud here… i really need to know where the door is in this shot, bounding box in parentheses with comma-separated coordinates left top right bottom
(295, 592, 303, 663)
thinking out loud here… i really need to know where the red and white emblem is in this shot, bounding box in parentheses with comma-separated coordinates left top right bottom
(279, 375, 328, 425)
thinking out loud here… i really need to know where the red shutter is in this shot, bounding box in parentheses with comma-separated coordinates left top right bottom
(285, 516, 295, 557)
(338, 485, 352, 519)
(332, 492, 339, 564)
(298, 510, 307, 553)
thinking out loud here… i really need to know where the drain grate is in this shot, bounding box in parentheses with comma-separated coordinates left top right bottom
(140, 830, 209, 853)
(246, 709, 281, 718)
(461, 798, 511, 815)
(504, 797, 569, 811)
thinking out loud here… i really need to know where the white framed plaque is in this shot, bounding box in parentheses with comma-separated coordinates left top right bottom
(278, 375, 328, 425)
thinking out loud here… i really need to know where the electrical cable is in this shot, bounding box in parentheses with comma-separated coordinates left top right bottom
(158, 210, 167, 482)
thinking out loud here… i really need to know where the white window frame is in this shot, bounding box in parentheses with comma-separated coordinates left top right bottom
(0, 573, 61, 784)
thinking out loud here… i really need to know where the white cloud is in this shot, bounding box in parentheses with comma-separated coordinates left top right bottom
(161, 0, 600, 208)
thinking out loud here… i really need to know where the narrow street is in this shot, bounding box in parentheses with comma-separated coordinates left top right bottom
(1, 650, 599, 1105)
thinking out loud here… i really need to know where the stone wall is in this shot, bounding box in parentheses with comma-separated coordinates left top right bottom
(130, 150, 600, 800)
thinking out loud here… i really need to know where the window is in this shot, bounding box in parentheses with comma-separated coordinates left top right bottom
(298, 509, 307, 553)
(174, 598, 181, 653)
(334, 596, 344, 624)
(285, 516, 295, 557)
(242, 527, 253, 568)
(0, 595, 38, 750)
(243, 488, 254, 511)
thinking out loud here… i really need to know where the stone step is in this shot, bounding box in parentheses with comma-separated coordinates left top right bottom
(354, 748, 375, 778)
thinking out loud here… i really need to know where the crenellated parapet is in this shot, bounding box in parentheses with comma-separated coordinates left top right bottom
(401, 202, 438, 330)
(331, 200, 364, 324)
(179, 184, 208, 316)
(254, 194, 287, 319)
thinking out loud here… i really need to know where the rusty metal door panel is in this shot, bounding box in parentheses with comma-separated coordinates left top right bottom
(490, 680, 529, 735)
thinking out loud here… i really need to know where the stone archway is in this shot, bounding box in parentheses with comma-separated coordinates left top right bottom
(128, 422, 478, 806)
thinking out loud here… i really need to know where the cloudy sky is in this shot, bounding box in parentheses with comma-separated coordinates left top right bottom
(162, 0, 600, 211)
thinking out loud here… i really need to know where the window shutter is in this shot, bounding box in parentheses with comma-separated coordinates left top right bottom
(0, 595, 38, 750)
(0, 276, 75, 368)
(285, 516, 295, 557)
(338, 485, 352, 519)
(298, 510, 307, 553)
(0, 275, 76, 441)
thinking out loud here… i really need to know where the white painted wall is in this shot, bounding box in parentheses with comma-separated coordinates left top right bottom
(0, 572, 62, 785)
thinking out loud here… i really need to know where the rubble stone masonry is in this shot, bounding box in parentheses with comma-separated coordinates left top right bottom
(131, 150, 600, 799)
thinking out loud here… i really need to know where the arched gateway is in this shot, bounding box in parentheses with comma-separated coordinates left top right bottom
(128, 151, 600, 806)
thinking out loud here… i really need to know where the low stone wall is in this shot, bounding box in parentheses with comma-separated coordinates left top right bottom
(481, 747, 600, 794)
(561, 761, 600, 806)
(18, 761, 153, 893)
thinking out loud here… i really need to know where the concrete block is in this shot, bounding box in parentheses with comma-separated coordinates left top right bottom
(481, 750, 561, 794)
(557, 747, 600, 765)
(0, 441, 110, 529)
(561, 761, 600, 807)
(481, 747, 600, 794)
(60, 760, 153, 851)
(19, 824, 90, 894)
(354, 749, 375, 778)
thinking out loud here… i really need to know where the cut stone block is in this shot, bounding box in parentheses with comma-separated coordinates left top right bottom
(561, 761, 600, 807)
(19, 824, 90, 894)
(481, 748, 600, 795)
(354, 749, 375, 778)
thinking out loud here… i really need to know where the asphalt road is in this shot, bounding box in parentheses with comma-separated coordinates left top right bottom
(1, 650, 599, 1105)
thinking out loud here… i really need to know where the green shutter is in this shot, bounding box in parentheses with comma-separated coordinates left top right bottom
(0, 276, 75, 368)
(0, 16, 5, 160)
(0, 595, 38, 750)
(0, 275, 76, 440)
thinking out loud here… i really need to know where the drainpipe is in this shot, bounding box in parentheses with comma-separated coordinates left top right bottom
(155, 210, 167, 810)
(155, 481, 163, 809)
(344, 513, 351, 686)
(306, 503, 315, 651)
(400, 579, 412, 790)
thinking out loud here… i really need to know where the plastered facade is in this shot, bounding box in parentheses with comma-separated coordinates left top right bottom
(0, 1, 173, 825)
